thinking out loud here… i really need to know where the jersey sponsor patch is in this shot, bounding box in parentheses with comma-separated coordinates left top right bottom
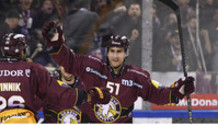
(57, 109, 81, 123)
(0, 69, 30, 77)
(85, 67, 107, 79)
(94, 96, 121, 123)
(127, 69, 148, 78)
(121, 79, 143, 89)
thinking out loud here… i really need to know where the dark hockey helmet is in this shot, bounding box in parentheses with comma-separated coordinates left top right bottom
(106, 35, 129, 51)
(1, 33, 28, 57)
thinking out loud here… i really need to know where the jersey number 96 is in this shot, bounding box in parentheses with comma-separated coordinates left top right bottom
(0, 95, 25, 112)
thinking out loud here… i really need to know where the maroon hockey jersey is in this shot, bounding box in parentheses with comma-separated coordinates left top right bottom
(0, 59, 79, 116)
(44, 80, 83, 123)
(51, 45, 172, 123)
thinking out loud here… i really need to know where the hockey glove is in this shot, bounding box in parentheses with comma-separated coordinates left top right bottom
(171, 77, 195, 99)
(87, 87, 111, 104)
(42, 21, 63, 47)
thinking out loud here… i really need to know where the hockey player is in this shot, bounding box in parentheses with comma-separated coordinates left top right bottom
(0, 33, 110, 123)
(43, 66, 84, 123)
(42, 21, 195, 123)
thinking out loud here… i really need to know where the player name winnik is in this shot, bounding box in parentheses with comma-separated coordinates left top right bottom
(0, 83, 21, 92)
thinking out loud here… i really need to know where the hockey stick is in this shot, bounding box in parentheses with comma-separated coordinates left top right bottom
(157, 0, 193, 123)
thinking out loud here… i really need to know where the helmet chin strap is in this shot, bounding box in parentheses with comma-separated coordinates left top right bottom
(20, 50, 26, 59)
(112, 64, 123, 70)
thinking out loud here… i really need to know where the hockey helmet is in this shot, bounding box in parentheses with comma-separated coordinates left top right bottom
(106, 35, 129, 51)
(1, 33, 28, 57)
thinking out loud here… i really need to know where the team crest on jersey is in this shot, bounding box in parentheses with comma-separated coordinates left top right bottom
(94, 96, 121, 123)
(25, 69, 30, 77)
(57, 109, 81, 124)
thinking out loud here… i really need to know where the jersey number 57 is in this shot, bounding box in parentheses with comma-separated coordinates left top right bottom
(106, 82, 120, 95)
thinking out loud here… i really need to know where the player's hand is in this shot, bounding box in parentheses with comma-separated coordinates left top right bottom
(42, 21, 63, 47)
(171, 77, 195, 99)
(87, 87, 111, 104)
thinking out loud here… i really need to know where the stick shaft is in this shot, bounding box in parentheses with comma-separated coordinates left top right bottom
(158, 0, 193, 123)
(176, 10, 193, 123)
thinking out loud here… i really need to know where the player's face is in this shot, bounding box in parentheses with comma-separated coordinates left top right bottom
(107, 47, 126, 69)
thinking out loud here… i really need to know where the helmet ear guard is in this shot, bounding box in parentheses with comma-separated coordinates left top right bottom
(125, 49, 129, 57)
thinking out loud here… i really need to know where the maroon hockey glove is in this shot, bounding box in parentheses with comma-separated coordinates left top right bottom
(42, 21, 63, 47)
(88, 87, 111, 104)
(171, 77, 195, 99)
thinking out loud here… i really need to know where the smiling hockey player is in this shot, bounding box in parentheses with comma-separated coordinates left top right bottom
(42, 21, 195, 123)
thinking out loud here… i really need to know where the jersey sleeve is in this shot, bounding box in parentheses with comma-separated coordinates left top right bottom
(138, 71, 171, 105)
(49, 45, 86, 78)
(32, 64, 85, 107)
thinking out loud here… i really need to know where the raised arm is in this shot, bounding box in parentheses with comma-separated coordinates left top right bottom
(42, 21, 84, 76)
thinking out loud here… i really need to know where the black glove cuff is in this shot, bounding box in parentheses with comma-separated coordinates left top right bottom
(76, 88, 88, 105)
(171, 94, 179, 104)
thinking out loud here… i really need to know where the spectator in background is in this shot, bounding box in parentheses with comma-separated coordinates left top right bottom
(211, 30, 218, 71)
(123, 0, 141, 7)
(90, 0, 107, 14)
(0, 10, 20, 57)
(153, 12, 178, 53)
(27, 0, 60, 67)
(53, 0, 70, 20)
(152, 4, 162, 69)
(125, 2, 142, 68)
(176, 0, 194, 27)
(101, 1, 142, 67)
(207, 9, 218, 45)
(183, 17, 212, 71)
(29, 29, 57, 67)
(87, 47, 103, 59)
(153, 30, 197, 71)
(32, 0, 57, 30)
(0, 10, 20, 41)
(152, 4, 161, 34)
(200, 0, 216, 29)
(15, 0, 35, 39)
(63, 0, 99, 54)
(0, 0, 19, 12)
(107, 2, 142, 38)
(161, 13, 177, 35)
(0, 0, 12, 25)
(203, 8, 218, 68)
(208, 9, 218, 71)
(90, 24, 113, 60)
(0, 12, 5, 26)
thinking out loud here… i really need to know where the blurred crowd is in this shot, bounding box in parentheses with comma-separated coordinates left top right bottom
(0, 0, 217, 72)
(153, 0, 218, 72)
